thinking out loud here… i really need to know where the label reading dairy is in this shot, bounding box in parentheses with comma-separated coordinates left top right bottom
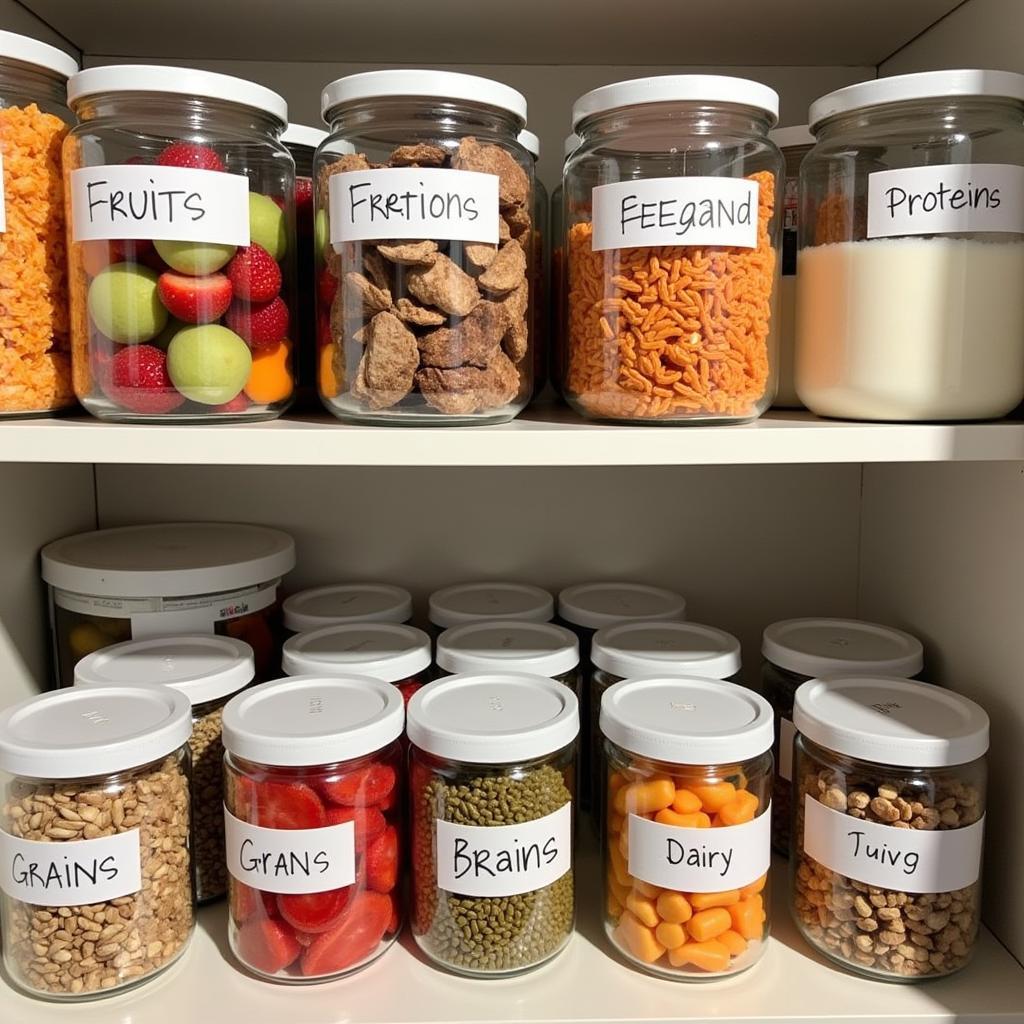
(435, 802, 571, 898)
(71, 164, 250, 245)
(779, 717, 796, 782)
(591, 176, 759, 251)
(0, 829, 141, 905)
(867, 163, 1024, 238)
(627, 807, 770, 892)
(224, 809, 355, 895)
(803, 795, 984, 893)
(330, 167, 499, 246)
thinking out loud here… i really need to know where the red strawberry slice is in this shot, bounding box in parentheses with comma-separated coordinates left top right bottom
(158, 141, 225, 172)
(365, 826, 398, 894)
(225, 244, 282, 302)
(385, 894, 401, 935)
(277, 886, 352, 934)
(225, 295, 290, 352)
(231, 882, 278, 924)
(254, 781, 326, 830)
(326, 805, 386, 853)
(294, 931, 316, 947)
(299, 891, 390, 977)
(104, 344, 185, 415)
(236, 917, 301, 975)
(319, 764, 396, 807)
(157, 271, 233, 323)
(317, 267, 338, 307)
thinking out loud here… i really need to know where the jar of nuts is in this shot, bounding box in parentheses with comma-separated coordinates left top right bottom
(791, 675, 989, 982)
(0, 685, 195, 1000)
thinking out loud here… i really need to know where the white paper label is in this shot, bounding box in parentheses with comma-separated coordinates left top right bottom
(779, 717, 796, 783)
(803, 795, 984, 893)
(0, 150, 5, 233)
(867, 163, 1024, 239)
(223, 808, 355, 895)
(70, 164, 250, 245)
(591, 176, 759, 251)
(435, 802, 571, 897)
(0, 829, 141, 905)
(330, 167, 499, 247)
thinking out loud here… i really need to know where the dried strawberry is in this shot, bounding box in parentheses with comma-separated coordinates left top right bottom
(157, 141, 224, 172)
(277, 886, 352, 934)
(236, 917, 301, 974)
(226, 244, 282, 302)
(253, 781, 326, 830)
(365, 826, 398, 894)
(225, 295, 289, 352)
(157, 271, 233, 323)
(319, 764, 396, 807)
(104, 344, 185, 415)
(325, 805, 386, 853)
(299, 891, 390, 977)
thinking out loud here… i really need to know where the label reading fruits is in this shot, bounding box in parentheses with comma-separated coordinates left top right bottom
(223, 809, 355, 895)
(779, 717, 796, 782)
(627, 808, 770, 892)
(803, 795, 985, 894)
(591, 176, 759, 251)
(0, 829, 141, 905)
(435, 802, 571, 898)
(330, 167, 499, 247)
(70, 164, 251, 245)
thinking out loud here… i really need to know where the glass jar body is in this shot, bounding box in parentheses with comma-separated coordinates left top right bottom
(284, 140, 317, 396)
(761, 659, 807, 855)
(531, 176, 549, 398)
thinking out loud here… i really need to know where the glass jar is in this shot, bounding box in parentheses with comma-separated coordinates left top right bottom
(761, 618, 923, 856)
(41, 522, 295, 687)
(0, 31, 78, 416)
(518, 129, 548, 399)
(0, 685, 194, 999)
(63, 65, 296, 422)
(798, 70, 1024, 421)
(282, 583, 413, 635)
(408, 674, 578, 976)
(562, 76, 782, 423)
(791, 676, 989, 982)
(315, 70, 534, 424)
(222, 675, 405, 982)
(73, 634, 255, 904)
(427, 581, 554, 639)
(550, 132, 580, 399)
(600, 677, 773, 979)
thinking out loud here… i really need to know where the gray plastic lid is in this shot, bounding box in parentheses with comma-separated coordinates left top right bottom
(428, 582, 554, 628)
(283, 583, 413, 632)
(281, 622, 431, 682)
(436, 620, 579, 676)
(557, 582, 686, 630)
(592, 621, 740, 679)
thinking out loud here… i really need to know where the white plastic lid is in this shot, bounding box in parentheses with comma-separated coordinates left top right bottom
(74, 635, 254, 705)
(322, 70, 527, 125)
(557, 582, 686, 630)
(573, 75, 779, 130)
(564, 133, 581, 158)
(282, 623, 431, 682)
(0, 685, 192, 778)
(793, 676, 989, 768)
(436, 620, 579, 676)
(518, 129, 540, 159)
(809, 69, 1024, 132)
(41, 522, 296, 598)
(283, 583, 413, 632)
(222, 675, 404, 767)
(428, 582, 554, 628)
(592, 621, 741, 679)
(0, 30, 78, 79)
(769, 124, 815, 150)
(282, 123, 328, 150)
(68, 65, 288, 125)
(762, 619, 923, 679)
(601, 676, 774, 764)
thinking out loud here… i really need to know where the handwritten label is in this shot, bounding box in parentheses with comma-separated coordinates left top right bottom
(70, 164, 250, 245)
(223, 808, 355, 895)
(779, 717, 796, 782)
(435, 802, 571, 897)
(0, 829, 141, 905)
(0, 150, 5, 233)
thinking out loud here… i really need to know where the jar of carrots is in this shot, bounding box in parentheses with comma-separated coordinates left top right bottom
(599, 676, 773, 978)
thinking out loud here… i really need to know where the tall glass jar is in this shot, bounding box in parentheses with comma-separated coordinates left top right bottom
(518, 129, 548, 399)
(315, 70, 534, 424)
(427, 581, 554, 639)
(562, 76, 782, 423)
(63, 65, 296, 422)
(282, 583, 413, 635)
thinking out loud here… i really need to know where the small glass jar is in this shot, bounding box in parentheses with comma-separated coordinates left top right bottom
(762, 618, 923, 856)
(0, 31, 78, 416)
(427, 581, 554, 639)
(791, 676, 989, 982)
(282, 583, 413, 635)
(64, 66, 296, 422)
(798, 70, 1024, 421)
(0, 685, 194, 1000)
(518, 129, 548, 399)
(562, 76, 782, 423)
(316, 70, 534, 424)
(600, 677, 773, 979)
(408, 674, 579, 976)
(73, 634, 255, 904)
(222, 675, 405, 982)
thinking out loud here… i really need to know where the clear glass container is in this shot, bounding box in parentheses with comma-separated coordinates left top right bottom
(222, 676, 405, 982)
(562, 76, 782, 423)
(798, 70, 1024, 421)
(518, 130, 548, 399)
(550, 133, 580, 400)
(427, 581, 554, 640)
(282, 583, 413, 635)
(63, 66, 296, 422)
(791, 676, 989, 982)
(315, 70, 534, 424)
(0, 685, 194, 1000)
(600, 677, 773, 979)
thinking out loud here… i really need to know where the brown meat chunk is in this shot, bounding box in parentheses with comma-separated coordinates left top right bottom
(504, 203, 532, 240)
(377, 240, 438, 265)
(418, 301, 505, 369)
(407, 255, 480, 316)
(415, 349, 521, 414)
(363, 248, 392, 290)
(465, 242, 497, 270)
(388, 143, 448, 167)
(503, 317, 529, 363)
(496, 278, 529, 330)
(478, 240, 527, 295)
(499, 217, 511, 242)
(354, 310, 418, 409)
(452, 136, 529, 209)
(317, 152, 371, 204)
(344, 271, 392, 315)
(394, 297, 446, 327)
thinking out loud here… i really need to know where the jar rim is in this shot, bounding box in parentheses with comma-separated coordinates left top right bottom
(0, 30, 77, 79)
(281, 622, 431, 682)
(436, 620, 579, 676)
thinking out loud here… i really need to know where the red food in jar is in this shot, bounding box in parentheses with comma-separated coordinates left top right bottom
(277, 886, 352, 933)
(326, 804, 387, 852)
(300, 891, 391, 977)
(319, 763, 396, 807)
(237, 918, 302, 975)
(254, 781, 327, 830)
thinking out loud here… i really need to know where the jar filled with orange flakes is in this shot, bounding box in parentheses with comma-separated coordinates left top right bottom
(600, 676, 773, 979)
(0, 31, 78, 416)
(562, 76, 783, 423)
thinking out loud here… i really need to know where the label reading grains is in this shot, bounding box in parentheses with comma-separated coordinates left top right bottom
(435, 802, 572, 897)
(779, 717, 796, 782)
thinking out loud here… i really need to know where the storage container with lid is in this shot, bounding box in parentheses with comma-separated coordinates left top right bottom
(41, 522, 296, 687)
(222, 675, 405, 982)
(518, 129, 548, 398)
(562, 75, 782, 423)
(407, 674, 579, 976)
(600, 677, 773, 978)
(0, 685, 194, 999)
(315, 70, 534, 424)
(798, 70, 1024, 421)
(550, 132, 580, 397)
(73, 634, 255, 903)
(792, 676, 988, 982)
(63, 65, 296, 422)
(428, 580, 554, 637)
(282, 583, 413, 634)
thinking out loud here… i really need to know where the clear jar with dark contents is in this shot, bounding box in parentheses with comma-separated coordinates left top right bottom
(282, 583, 413, 636)
(427, 581, 553, 641)
(518, 130, 548, 399)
